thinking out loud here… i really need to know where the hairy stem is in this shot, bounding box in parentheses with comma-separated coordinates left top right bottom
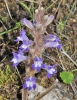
(22, 89, 27, 100)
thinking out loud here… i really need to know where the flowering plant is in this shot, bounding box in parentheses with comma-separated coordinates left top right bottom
(11, 7, 62, 91)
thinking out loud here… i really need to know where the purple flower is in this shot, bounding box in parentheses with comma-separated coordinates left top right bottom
(31, 56, 44, 72)
(44, 34, 60, 42)
(19, 40, 34, 51)
(21, 18, 34, 30)
(45, 14, 54, 26)
(44, 41, 62, 49)
(10, 50, 27, 67)
(15, 29, 29, 42)
(23, 77, 36, 91)
(43, 34, 62, 49)
(44, 64, 57, 78)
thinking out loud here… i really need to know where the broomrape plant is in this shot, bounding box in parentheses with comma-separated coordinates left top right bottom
(11, 7, 62, 91)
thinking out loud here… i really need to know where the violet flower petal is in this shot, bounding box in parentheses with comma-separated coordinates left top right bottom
(43, 41, 62, 49)
(33, 84, 36, 90)
(47, 73, 52, 78)
(43, 64, 57, 78)
(11, 50, 27, 67)
(33, 20, 37, 26)
(15, 29, 29, 42)
(45, 14, 54, 26)
(28, 87, 32, 91)
(21, 18, 34, 30)
(23, 83, 27, 89)
(44, 34, 60, 42)
(31, 64, 35, 70)
(19, 40, 34, 51)
(44, 34, 62, 49)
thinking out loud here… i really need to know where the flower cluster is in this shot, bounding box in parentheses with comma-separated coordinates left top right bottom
(11, 7, 62, 91)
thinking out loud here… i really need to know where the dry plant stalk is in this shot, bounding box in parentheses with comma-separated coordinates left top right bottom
(35, 81, 57, 100)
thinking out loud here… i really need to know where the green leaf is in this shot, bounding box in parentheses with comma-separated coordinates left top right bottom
(59, 20, 65, 31)
(20, 2, 32, 17)
(15, 22, 21, 28)
(1, 17, 7, 21)
(60, 71, 74, 84)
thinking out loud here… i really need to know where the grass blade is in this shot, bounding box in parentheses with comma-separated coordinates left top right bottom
(20, 2, 32, 17)
(0, 26, 19, 36)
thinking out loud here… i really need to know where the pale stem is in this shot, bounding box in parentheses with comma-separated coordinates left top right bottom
(22, 89, 27, 100)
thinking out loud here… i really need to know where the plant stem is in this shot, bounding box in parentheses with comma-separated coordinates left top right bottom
(35, 81, 57, 100)
(0, 26, 19, 36)
(22, 89, 27, 100)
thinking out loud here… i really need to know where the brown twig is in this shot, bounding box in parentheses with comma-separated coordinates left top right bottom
(61, 47, 77, 68)
(35, 81, 57, 100)
(4, 0, 12, 19)
(54, 0, 62, 14)
(0, 20, 7, 30)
